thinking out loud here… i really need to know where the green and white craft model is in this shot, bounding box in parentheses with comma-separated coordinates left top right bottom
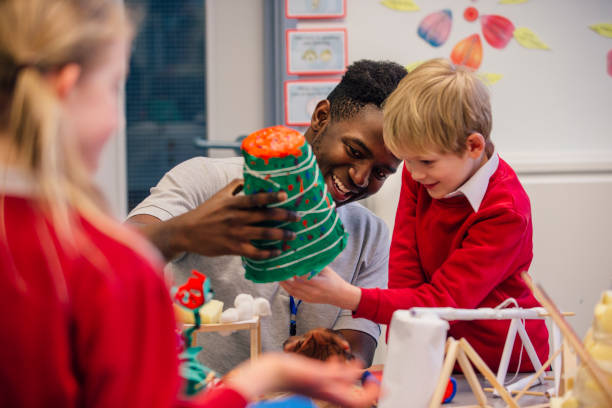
(241, 125, 348, 283)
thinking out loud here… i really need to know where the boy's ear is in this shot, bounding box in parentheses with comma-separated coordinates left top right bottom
(309, 99, 331, 133)
(466, 132, 485, 158)
(48, 63, 81, 100)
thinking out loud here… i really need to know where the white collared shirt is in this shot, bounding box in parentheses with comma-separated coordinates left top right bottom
(444, 151, 499, 212)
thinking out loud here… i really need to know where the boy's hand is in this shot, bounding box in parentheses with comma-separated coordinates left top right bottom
(280, 267, 362, 311)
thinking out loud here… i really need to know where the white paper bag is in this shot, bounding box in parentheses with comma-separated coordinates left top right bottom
(379, 311, 449, 408)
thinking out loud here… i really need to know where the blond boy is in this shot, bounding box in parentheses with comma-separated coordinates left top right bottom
(281, 58, 549, 371)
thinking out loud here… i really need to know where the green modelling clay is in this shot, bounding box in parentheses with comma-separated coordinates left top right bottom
(241, 126, 348, 283)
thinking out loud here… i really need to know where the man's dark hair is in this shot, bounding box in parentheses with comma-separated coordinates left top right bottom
(327, 59, 407, 121)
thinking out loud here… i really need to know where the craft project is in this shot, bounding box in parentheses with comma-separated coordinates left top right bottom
(478, 72, 503, 85)
(380, 0, 419, 12)
(241, 126, 348, 283)
(589, 23, 612, 39)
(550, 291, 612, 408)
(417, 9, 452, 47)
(284, 328, 353, 361)
(464, 7, 478, 22)
(172, 270, 216, 395)
(450, 34, 483, 70)
(513, 27, 550, 50)
(481, 14, 515, 49)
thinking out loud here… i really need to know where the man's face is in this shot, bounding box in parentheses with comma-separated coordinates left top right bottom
(309, 105, 400, 207)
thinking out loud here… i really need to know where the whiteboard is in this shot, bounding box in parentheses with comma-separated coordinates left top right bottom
(297, 0, 612, 171)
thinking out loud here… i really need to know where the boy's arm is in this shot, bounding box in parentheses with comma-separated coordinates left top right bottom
(388, 165, 426, 289)
(356, 207, 531, 325)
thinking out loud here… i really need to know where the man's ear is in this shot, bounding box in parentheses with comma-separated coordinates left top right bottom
(310, 99, 331, 133)
(466, 132, 485, 159)
(47, 63, 81, 100)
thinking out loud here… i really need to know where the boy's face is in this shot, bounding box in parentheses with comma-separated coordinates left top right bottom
(308, 105, 400, 207)
(401, 147, 483, 199)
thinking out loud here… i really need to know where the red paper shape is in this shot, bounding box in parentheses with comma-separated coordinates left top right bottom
(481, 14, 515, 49)
(175, 270, 207, 309)
(450, 34, 483, 70)
(464, 7, 478, 22)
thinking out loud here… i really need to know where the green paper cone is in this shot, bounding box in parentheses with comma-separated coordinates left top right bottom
(241, 126, 348, 283)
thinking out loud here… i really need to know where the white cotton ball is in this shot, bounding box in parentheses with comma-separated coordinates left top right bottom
(220, 308, 239, 323)
(253, 297, 271, 317)
(234, 293, 254, 308)
(237, 301, 254, 321)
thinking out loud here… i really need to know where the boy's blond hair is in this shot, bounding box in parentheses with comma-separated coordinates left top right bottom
(383, 58, 492, 157)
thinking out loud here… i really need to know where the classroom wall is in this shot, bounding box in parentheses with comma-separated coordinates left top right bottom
(200, 0, 612, 360)
(98, 0, 611, 353)
(205, 0, 266, 151)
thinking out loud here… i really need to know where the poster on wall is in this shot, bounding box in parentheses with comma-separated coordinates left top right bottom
(286, 28, 347, 75)
(285, 79, 339, 126)
(286, 0, 346, 19)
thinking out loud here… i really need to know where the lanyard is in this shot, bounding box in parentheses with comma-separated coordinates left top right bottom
(289, 295, 302, 336)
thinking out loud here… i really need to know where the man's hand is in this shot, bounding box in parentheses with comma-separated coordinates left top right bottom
(128, 179, 300, 261)
(280, 267, 362, 311)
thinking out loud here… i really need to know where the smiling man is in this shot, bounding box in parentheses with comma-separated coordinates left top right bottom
(127, 60, 406, 374)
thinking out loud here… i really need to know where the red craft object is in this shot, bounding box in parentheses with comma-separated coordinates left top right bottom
(481, 14, 515, 49)
(241, 126, 304, 163)
(607, 49, 612, 77)
(464, 7, 478, 22)
(450, 34, 483, 70)
(175, 270, 207, 309)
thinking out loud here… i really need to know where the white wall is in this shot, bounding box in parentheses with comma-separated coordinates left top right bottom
(97, 1, 611, 361)
(205, 0, 266, 150)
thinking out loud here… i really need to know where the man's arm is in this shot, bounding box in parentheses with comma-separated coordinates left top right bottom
(127, 179, 300, 261)
(337, 329, 377, 367)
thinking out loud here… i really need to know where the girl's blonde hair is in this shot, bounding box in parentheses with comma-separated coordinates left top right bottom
(0, 0, 159, 291)
(383, 58, 492, 157)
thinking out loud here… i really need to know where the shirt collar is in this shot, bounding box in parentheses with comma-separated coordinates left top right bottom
(444, 150, 499, 212)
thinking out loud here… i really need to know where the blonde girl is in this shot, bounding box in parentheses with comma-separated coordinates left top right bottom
(0, 1, 378, 407)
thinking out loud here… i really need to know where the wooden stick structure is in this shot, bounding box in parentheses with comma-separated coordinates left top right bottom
(484, 387, 547, 397)
(429, 339, 460, 408)
(559, 337, 578, 395)
(186, 316, 262, 360)
(428, 337, 519, 408)
(513, 347, 562, 403)
(460, 338, 519, 408)
(523, 273, 612, 406)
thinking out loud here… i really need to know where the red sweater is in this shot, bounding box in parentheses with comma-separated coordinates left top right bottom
(355, 159, 549, 371)
(0, 195, 248, 408)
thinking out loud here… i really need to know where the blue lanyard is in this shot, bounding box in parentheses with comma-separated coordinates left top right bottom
(289, 296, 302, 336)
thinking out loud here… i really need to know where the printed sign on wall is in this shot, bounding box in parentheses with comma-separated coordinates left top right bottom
(285, 79, 339, 126)
(286, 29, 347, 75)
(286, 0, 346, 19)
